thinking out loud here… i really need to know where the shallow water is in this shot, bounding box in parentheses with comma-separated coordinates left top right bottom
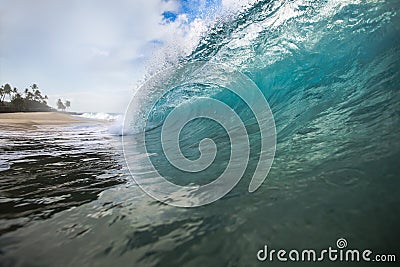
(0, 124, 126, 235)
(0, 120, 400, 266)
(0, 121, 399, 266)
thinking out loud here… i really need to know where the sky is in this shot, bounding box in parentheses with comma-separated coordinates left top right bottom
(0, 0, 253, 113)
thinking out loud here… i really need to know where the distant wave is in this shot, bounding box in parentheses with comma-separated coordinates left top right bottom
(78, 112, 121, 122)
(75, 112, 125, 136)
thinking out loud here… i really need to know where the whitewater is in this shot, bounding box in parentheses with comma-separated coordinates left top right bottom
(1, 0, 399, 266)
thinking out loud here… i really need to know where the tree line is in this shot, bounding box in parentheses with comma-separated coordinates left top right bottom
(0, 83, 71, 112)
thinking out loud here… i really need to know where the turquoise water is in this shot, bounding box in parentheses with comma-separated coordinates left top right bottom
(1, 0, 400, 266)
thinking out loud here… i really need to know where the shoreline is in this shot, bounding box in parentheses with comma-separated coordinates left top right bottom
(0, 112, 85, 130)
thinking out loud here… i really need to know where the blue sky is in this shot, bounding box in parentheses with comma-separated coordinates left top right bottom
(0, 0, 247, 112)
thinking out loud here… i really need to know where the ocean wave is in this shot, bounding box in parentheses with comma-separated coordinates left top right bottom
(124, 0, 400, 189)
(78, 112, 122, 122)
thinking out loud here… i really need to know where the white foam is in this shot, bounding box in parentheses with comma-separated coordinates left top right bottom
(78, 112, 120, 122)
(107, 115, 128, 136)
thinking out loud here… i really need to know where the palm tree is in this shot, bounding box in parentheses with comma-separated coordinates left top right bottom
(0, 85, 4, 103)
(31, 84, 40, 101)
(11, 92, 24, 110)
(24, 88, 30, 100)
(12, 87, 18, 98)
(4, 84, 12, 101)
(34, 89, 41, 102)
(0, 84, 12, 103)
(57, 98, 66, 111)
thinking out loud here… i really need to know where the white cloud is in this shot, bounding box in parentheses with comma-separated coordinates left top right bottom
(0, 0, 185, 113)
(91, 48, 110, 57)
(0, 0, 250, 113)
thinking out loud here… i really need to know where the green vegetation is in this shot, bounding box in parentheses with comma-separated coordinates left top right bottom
(56, 99, 71, 111)
(56, 99, 65, 111)
(0, 83, 54, 113)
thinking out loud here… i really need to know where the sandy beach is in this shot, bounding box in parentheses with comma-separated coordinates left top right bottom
(0, 112, 82, 130)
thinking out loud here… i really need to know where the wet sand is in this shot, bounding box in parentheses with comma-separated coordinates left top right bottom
(0, 112, 83, 130)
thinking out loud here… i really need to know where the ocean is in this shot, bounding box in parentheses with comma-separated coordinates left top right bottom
(1, 0, 399, 266)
